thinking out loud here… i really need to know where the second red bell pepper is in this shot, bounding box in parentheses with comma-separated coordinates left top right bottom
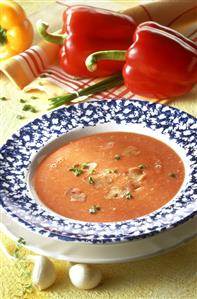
(37, 5, 136, 78)
(86, 21, 197, 99)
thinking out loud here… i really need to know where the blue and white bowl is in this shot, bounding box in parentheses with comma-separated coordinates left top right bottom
(0, 99, 196, 244)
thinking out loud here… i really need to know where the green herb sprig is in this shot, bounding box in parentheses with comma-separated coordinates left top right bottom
(13, 238, 34, 297)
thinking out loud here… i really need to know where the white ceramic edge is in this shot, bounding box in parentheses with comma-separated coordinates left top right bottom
(1, 210, 196, 264)
(27, 122, 190, 226)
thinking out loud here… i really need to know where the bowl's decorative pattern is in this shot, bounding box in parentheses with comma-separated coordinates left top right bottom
(0, 100, 196, 243)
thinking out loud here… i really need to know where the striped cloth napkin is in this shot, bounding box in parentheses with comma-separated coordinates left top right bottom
(0, 0, 196, 103)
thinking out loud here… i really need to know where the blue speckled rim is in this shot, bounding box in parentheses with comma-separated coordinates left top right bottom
(0, 99, 196, 244)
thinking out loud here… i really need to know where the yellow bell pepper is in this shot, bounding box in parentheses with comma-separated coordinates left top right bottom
(0, 0, 33, 61)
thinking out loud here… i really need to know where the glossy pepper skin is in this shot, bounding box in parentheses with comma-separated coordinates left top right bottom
(38, 5, 136, 78)
(123, 22, 197, 99)
(0, 0, 33, 61)
(86, 21, 197, 99)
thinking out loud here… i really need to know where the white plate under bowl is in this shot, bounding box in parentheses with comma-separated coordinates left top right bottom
(1, 211, 196, 263)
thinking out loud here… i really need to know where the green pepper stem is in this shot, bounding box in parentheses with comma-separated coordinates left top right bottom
(36, 20, 67, 45)
(0, 26, 7, 45)
(86, 50, 127, 72)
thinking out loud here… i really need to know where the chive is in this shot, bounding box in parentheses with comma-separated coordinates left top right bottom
(88, 205, 100, 214)
(38, 82, 43, 86)
(31, 96, 38, 99)
(69, 167, 84, 176)
(16, 115, 25, 120)
(126, 192, 133, 200)
(169, 172, 177, 178)
(114, 154, 121, 160)
(88, 176, 95, 184)
(48, 72, 123, 109)
(20, 99, 26, 103)
(0, 96, 7, 101)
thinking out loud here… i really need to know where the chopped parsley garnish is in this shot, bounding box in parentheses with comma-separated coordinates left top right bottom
(31, 96, 38, 100)
(114, 154, 121, 160)
(20, 98, 26, 103)
(88, 205, 100, 214)
(22, 104, 32, 111)
(81, 163, 89, 169)
(22, 104, 38, 113)
(30, 107, 38, 113)
(125, 192, 133, 200)
(16, 115, 25, 120)
(169, 172, 177, 178)
(138, 164, 146, 170)
(88, 176, 95, 184)
(0, 96, 7, 101)
(69, 167, 84, 176)
(89, 169, 96, 174)
(105, 169, 118, 174)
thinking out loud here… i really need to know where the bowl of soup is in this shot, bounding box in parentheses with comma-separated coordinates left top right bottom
(0, 99, 196, 244)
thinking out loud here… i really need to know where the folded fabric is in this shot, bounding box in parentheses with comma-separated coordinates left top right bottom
(0, 0, 196, 102)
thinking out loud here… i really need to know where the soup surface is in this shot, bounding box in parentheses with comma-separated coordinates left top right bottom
(34, 132, 185, 222)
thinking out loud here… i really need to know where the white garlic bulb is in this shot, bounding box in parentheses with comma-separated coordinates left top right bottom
(27, 255, 57, 290)
(69, 263, 102, 289)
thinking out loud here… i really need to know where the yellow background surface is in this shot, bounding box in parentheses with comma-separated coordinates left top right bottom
(0, 1, 197, 298)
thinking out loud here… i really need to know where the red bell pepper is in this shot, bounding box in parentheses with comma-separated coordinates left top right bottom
(37, 5, 136, 78)
(86, 21, 197, 99)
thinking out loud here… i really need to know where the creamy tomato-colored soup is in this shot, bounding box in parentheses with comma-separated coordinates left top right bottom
(34, 132, 185, 222)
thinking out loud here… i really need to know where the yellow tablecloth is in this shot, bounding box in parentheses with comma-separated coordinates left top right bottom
(0, 1, 197, 298)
